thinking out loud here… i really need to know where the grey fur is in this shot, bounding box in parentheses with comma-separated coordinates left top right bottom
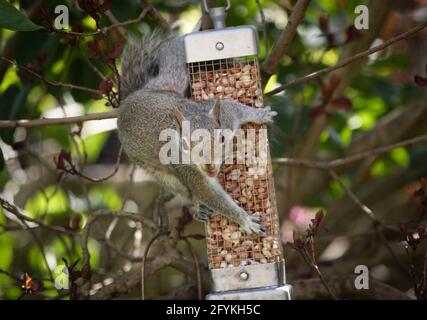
(118, 32, 276, 236)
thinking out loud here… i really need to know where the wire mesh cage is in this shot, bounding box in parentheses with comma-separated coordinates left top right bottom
(187, 56, 283, 270)
(184, 19, 292, 299)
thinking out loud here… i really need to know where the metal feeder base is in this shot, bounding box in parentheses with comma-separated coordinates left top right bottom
(206, 284, 293, 300)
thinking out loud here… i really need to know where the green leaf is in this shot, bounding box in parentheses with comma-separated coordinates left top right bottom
(0, 233, 13, 270)
(0, 0, 43, 31)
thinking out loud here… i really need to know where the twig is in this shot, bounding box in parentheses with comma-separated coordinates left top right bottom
(327, 169, 400, 236)
(265, 22, 427, 96)
(300, 248, 338, 300)
(81, 210, 158, 283)
(1, 57, 102, 95)
(0, 197, 75, 235)
(0, 0, 42, 81)
(25, 220, 55, 284)
(141, 232, 162, 300)
(104, 10, 138, 46)
(69, 146, 123, 183)
(328, 170, 377, 223)
(85, 58, 107, 81)
(422, 251, 427, 297)
(0, 269, 22, 282)
(291, 275, 411, 300)
(140, 0, 171, 32)
(104, 165, 137, 247)
(57, 9, 149, 37)
(273, 135, 427, 169)
(375, 226, 409, 276)
(261, 0, 311, 85)
(0, 110, 118, 128)
(255, 0, 269, 58)
(404, 244, 419, 298)
(0, 197, 55, 284)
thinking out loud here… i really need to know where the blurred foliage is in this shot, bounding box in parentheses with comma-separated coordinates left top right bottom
(0, 0, 426, 300)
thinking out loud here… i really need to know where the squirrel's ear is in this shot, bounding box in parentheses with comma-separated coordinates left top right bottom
(172, 106, 185, 130)
(209, 100, 221, 126)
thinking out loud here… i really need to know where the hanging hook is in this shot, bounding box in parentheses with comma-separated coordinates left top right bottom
(202, 0, 231, 29)
(203, 0, 231, 14)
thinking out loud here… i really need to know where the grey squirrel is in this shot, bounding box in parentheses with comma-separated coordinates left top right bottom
(117, 32, 276, 236)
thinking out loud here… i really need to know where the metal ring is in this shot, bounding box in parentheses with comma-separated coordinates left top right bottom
(203, 0, 231, 13)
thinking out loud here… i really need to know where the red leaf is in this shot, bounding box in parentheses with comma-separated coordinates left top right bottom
(326, 33, 335, 49)
(309, 105, 325, 119)
(73, 22, 84, 33)
(78, 0, 97, 14)
(107, 43, 123, 62)
(99, 79, 113, 95)
(332, 97, 352, 110)
(21, 273, 34, 294)
(314, 210, 324, 227)
(39, 4, 50, 18)
(87, 40, 103, 59)
(98, 0, 112, 12)
(414, 75, 427, 87)
(345, 25, 360, 44)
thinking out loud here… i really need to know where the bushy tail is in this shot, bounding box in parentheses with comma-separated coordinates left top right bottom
(120, 31, 189, 100)
(120, 31, 167, 100)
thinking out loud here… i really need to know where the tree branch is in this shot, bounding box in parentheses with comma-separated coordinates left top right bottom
(266, 21, 427, 96)
(58, 8, 149, 37)
(291, 275, 411, 300)
(261, 0, 311, 85)
(0, 110, 118, 128)
(255, 0, 269, 58)
(0, 197, 75, 235)
(272, 135, 427, 169)
(140, 0, 171, 32)
(1, 57, 103, 95)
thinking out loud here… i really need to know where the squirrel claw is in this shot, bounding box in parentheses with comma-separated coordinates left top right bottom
(192, 205, 212, 222)
(193, 210, 209, 222)
(240, 215, 265, 237)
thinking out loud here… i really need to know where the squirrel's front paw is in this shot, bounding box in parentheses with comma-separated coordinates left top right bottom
(239, 214, 265, 237)
(258, 106, 277, 124)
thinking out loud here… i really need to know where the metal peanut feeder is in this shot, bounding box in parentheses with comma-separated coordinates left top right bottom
(184, 0, 292, 300)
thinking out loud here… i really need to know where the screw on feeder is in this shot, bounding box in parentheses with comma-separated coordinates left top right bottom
(239, 271, 249, 281)
(215, 42, 225, 51)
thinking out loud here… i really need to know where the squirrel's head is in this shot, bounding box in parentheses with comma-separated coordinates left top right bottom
(172, 100, 227, 178)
